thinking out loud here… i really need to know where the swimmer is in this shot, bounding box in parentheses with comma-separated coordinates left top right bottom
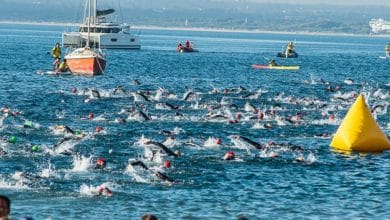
(163, 160, 171, 169)
(0, 148, 7, 155)
(223, 151, 235, 160)
(97, 184, 112, 196)
(145, 141, 180, 157)
(183, 90, 195, 101)
(53, 125, 75, 135)
(231, 135, 266, 150)
(130, 109, 151, 121)
(113, 85, 126, 95)
(95, 158, 107, 169)
(90, 89, 101, 99)
(133, 91, 151, 102)
(130, 160, 174, 183)
(95, 126, 104, 133)
(132, 79, 141, 85)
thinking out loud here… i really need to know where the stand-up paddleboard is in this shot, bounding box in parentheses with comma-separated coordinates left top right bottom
(252, 64, 300, 70)
(36, 70, 72, 76)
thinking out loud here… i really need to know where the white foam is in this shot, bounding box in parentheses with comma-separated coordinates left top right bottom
(38, 161, 57, 178)
(79, 184, 100, 196)
(134, 135, 151, 147)
(71, 155, 92, 172)
(203, 137, 222, 148)
(306, 153, 317, 164)
(125, 163, 150, 183)
(0, 176, 30, 189)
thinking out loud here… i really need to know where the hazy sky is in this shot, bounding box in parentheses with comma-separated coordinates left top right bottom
(246, 0, 390, 5)
(3, 0, 390, 6)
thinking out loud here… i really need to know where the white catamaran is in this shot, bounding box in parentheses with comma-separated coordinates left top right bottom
(369, 18, 390, 34)
(62, 0, 141, 49)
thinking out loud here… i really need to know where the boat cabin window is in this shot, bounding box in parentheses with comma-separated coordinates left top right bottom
(111, 38, 117, 42)
(110, 28, 120, 33)
(79, 27, 120, 33)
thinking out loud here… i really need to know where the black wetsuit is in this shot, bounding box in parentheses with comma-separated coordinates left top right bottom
(130, 160, 174, 183)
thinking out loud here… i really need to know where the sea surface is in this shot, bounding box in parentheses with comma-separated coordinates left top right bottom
(0, 23, 389, 219)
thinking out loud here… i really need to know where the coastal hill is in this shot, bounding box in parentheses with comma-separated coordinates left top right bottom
(1, 0, 390, 34)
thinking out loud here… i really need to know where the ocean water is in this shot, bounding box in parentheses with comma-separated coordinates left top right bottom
(0, 23, 389, 219)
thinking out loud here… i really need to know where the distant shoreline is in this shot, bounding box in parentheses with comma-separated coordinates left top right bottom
(0, 20, 389, 38)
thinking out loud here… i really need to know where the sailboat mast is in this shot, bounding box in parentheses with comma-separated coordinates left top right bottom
(93, 0, 97, 25)
(87, 0, 91, 47)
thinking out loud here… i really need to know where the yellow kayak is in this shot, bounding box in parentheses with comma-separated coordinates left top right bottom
(252, 64, 300, 70)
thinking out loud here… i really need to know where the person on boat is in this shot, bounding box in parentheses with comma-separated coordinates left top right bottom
(385, 44, 390, 57)
(185, 40, 191, 48)
(268, 59, 278, 67)
(286, 41, 294, 54)
(58, 59, 69, 73)
(51, 42, 61, 60)
(177, 42, 183, 51)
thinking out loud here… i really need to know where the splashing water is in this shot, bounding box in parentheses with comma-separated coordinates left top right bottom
(71, 155, 93, 172)
(203, 137, 222, 148)
(125, 163, 150, 183)
(39, 161, 57, 178)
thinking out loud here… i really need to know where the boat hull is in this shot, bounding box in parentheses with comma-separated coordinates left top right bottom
(177, 47, 199, 53)
(252, 64, 300, 70)
(66, 56, 106, 76)
(277, 52, 298, 58)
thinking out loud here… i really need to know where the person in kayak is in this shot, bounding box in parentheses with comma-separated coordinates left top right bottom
(269, 59, 278, 67)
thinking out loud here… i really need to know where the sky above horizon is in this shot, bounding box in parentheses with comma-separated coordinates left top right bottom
(246, 0, 390, 5)
(2, 0, 390, 6)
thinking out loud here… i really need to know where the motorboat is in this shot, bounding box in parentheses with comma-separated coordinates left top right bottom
(277, 42, 298, 58)
(177, 41, 199, 53)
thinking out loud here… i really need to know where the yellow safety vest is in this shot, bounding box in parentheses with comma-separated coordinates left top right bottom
(52, 47, 61, 59)
(59, 61, 68, 72)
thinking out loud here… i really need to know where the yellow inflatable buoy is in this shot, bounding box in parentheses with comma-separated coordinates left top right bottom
(330, 94, 390, 153)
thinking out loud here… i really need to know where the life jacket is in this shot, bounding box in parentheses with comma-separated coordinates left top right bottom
(59, 61, 68, 72)
(52, 47, 61, 58)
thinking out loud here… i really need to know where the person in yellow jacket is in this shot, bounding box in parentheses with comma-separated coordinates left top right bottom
(51, 42, 62, 59)
(58, 59, 68, 72)
(286, 42, 294, 54)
